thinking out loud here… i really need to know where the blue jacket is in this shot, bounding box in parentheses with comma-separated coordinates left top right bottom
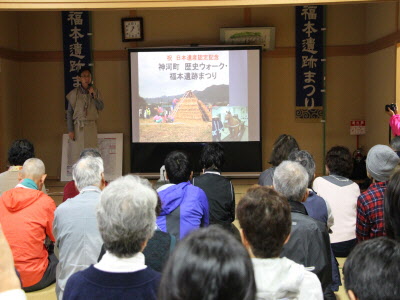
(156, 182, 209, 240)
(303, 190, 328, 225)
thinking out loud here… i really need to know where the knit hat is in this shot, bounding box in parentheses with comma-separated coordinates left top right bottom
(366, 145, 400, 182)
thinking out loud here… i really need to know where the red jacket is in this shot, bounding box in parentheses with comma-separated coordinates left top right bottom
(63, 180, 79, 202)
(0, 187, 56, 287)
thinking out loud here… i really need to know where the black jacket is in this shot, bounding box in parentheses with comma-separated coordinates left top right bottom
(191, 172, 235, 226)
(281, 201, 333, 291)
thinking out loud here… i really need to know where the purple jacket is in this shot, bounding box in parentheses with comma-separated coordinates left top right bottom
(156, 182, 209, 240)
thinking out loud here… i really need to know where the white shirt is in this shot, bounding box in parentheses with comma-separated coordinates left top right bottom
(252, 257, 323, 300)
(95, 251, 147, 273)
(0, 289, 26, 300)
(313, 175, 360, 243)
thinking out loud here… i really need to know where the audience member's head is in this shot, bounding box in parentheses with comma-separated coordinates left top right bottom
(20, 158, 46, 190)
(366, 145, 399, 182)
(164, 151, 192, 184)
(390, 136, 400, 152)
(72, 156, 105, 191)
(269, 134, 299, 167)
(384, 169, 400, 241)
(8, 139, 35, 166)
(200, 143, 225, 171)
(79, 148, 101, 159)
(158, 226, 256, 300)
(237, 186, 291, 258)
(325, 146, 353, 178)
(288, 150, 316, 188)
(97, 175, 157, 258)
(273, 161, 309, 202)
(343, 237, 400, 300)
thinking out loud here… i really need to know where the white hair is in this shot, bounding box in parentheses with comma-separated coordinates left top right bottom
(21, 158, 45, 180)
(97, 175, 157, 257)
(273, 160, 309, 202)
(72, 156, 104, 191)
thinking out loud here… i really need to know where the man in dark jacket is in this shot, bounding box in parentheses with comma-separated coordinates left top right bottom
(191, 143, 236, 235)
(273, 161, 333, 299)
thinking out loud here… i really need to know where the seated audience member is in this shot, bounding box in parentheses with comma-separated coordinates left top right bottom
(357, 145, 399, 241)
(313, 146, 360, 257)
(98, 196, 176, 272)
(62, 148, 102, 201)
(191, 143, 236, 234)
(273, 161, 332, 294)
(156, 151, 209, 240)
(63, 175, 160, 300)
(288, 150, 341, 293)
(153, 165, 169, 191)
(288, 150, 331, 226)
(343, 237, 400, 300)
(259, 134, 299, 186)
(158, 226, 256, 300)
(390, 135, 400, 157)
(0, 139, 46, 195)
(384, 168, 400, 241)
(237, 185, 323, 300)
(0, 158, 57, 292)
(53, 156, 106, 300)
(0, 224, 27, 300)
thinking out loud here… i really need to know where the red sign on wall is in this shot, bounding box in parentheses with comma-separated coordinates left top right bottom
(350, 120, 366, 135)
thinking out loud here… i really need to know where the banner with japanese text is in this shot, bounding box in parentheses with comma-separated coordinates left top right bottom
(62, 11, 92, 109)
(295, 5, 325, 121)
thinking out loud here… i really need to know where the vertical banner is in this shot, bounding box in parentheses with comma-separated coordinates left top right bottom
(62, 11, 92, 109)
(295, 5, 325, 121)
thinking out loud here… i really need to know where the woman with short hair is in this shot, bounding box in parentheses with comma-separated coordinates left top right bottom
(313, 146, 360, 257)
(258, 134, 300, 186)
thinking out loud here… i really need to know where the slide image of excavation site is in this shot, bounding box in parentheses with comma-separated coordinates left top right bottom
(139, 90, 215, 143)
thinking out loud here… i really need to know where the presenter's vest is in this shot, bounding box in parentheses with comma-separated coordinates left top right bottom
(66, 87, 100, 123)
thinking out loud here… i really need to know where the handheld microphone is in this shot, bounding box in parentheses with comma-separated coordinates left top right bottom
(88, 83, 94, 98)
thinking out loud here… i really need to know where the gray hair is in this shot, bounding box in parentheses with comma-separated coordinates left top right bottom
(288, 150, 316, 188)
(21, 158, 45, 180)
(72, 156, 104, 191)
(273, 161, 309, 202)
(80, 148, 102, 159)
(97, 175, 157, 258)
(391, 136, 400, 151)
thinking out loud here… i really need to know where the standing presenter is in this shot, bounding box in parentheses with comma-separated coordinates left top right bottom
(66, 67, 104, 162)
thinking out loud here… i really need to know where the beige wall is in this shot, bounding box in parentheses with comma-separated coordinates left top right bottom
(365, 1, 397, 43)
(364, 47, 396, 150)
(0, 12, 20, 169)
(0, 2, 398, 177)
(364, 2, 398, 153)
(0, 12, 19, 49)
(327, 4, 365, 46)
(18, 12, 62, 51)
